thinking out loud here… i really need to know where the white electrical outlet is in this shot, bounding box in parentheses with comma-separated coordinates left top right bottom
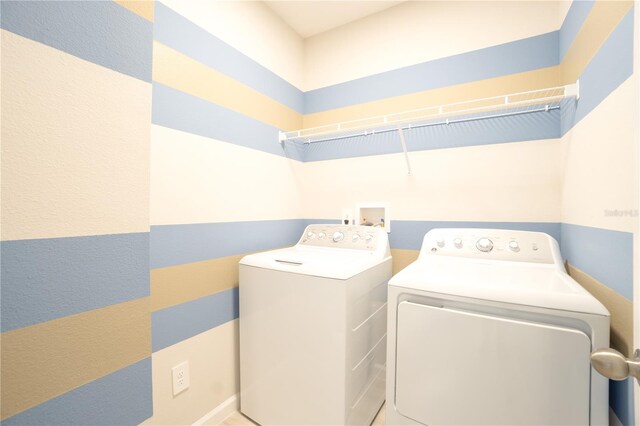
(172, 361, 189, 396)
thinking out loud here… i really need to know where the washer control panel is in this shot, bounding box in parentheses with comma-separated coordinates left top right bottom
(299, 224, 383, 252)
(420, 228, 561, 264)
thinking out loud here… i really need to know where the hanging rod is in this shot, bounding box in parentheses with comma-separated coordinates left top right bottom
(279, 81, 579, 145)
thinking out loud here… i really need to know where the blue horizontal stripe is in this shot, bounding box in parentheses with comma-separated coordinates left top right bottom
(2, 358, 152, 425)
(611, 378, 635, 426)
(305, 31, 559, 114)
(150, 219, 311, 269)
(561, 7, 634, 135)
(0, 0, 152, 82)
(152, 83, 303, 160)
(152, 287, 238, 351)
(304, 108, 560, 162)
(1, 233, 149, 332)
(301, 7, 632, 162)
(561, 223, 633, 300)
(154, 2, 304, 113)
(559, 0, 595, 61)
(389, 221, 561, 251)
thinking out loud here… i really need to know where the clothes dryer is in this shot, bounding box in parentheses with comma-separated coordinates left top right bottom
(387, 228, 610, 425)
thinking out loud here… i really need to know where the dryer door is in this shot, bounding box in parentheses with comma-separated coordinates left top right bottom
(395, 302, 591, 425)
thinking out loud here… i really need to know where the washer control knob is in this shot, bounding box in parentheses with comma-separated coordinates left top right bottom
(318, 232, 326, 239)
(332, 231, 344, 242)
(476, 238, 493, 252)
(508, 241, 520, 252)
(307, 232, 316, 239)
(453, 238, 463, 249)
(436, 238, 445, 248)
(352, 234, 360, 242)
(365, 234, 373, 242)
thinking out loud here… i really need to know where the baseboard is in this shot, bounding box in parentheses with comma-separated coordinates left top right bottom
(193, 393, 239, 426)
(609, 407, 623, 426)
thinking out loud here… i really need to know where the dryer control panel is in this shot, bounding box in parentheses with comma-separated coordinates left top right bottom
(298, 224, 389, 254)
(420, 228, 562, 265)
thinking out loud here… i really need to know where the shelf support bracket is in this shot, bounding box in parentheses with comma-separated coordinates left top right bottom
(565, 80, 580, 100)
(397, 127, 412, 175)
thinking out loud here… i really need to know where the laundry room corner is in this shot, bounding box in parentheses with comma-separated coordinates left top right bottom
(297, 0, 565, 274)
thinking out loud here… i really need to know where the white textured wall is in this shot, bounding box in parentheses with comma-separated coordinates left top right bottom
(160, 0, 304, 90)
(304, 1, 563, 90)
(151, 126, 303, 226)
(143, 321, 239, 426)
(1, 30, 151, 241)
(560, 76, 638, 233)
(299, 140, 563, 223)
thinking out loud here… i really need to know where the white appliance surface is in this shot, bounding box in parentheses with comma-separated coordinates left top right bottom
(396, 302, 590, 425)
(387, 228, 610, 426)
(240, 224, 391, 426)
(391, 257, 609, 315)
(240, 246, 386, 280)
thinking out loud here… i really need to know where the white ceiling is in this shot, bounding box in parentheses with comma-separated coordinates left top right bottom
(264, 1, 404, 39)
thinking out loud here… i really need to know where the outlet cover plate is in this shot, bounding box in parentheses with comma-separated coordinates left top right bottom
(172, 361, 189, 396)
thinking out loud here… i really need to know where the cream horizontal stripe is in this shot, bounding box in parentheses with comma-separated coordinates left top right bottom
(151, 254, 244, 312)
(151, 125, 302, 226)
(560, 77, 637, 233)
(302, 1, 629, 128)
(299, 139, 562, 223)
(391, 249, 419, 275)
(302, 66, 560, 129)
(304, 1, 561, 92)
(0, 298, 151, 420)
(159, 0, 304, 91)
(567, 264, 633, 357)
(113, 0, 154, 22)
(1, 30, 150, 241)
(561, 0, 633, 84)
(141, 320, 238, 426)
(153, 41, 302, 131)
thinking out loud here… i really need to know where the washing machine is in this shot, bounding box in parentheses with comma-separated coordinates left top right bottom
(240, 224, 392, 425)
(387, 228, 610, 426)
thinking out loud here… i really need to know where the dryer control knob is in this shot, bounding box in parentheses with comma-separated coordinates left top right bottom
(436, 238, 445, 248)
(453, 238, 463, 249)
(332, 231, 344, 242)
(352, 234, 360, 242)
(476, 238, 493, 252)
(365, 234, 373, 241)
(307, 232, 316, 239)
(318, 232, 326, 239)
(508, 241, 520, 252)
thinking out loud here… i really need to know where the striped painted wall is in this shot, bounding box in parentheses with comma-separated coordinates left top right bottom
(292, 1, 637, 424)
(2, 1, 636, 425)
(559, 2, 637, 424)
(1, 1, 154, 424)
(145, 2, 306, 424)
(146, 1, 636, 424)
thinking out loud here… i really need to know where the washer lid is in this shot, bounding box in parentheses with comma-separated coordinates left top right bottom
(240, 246, 389, 280)
(388, 256, 609, 316)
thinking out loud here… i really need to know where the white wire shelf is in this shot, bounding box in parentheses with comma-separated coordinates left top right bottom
(279, 81, 579, 145)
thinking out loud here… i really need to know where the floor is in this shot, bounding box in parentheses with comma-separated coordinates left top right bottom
(222, 403, 386, 425)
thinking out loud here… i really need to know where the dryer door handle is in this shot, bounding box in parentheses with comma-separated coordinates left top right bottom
(590, 348, 640, 383)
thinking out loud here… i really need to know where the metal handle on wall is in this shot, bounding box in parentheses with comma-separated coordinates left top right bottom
(590, 348, 640, 383)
